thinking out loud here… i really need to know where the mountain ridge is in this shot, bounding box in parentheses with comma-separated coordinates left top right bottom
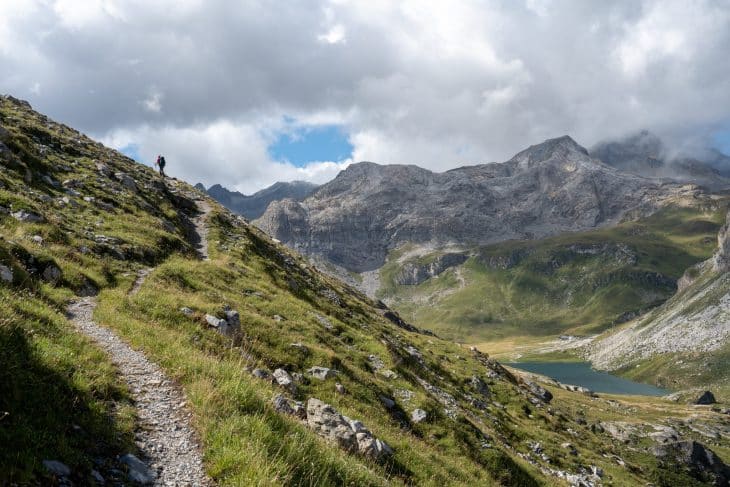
(256, 136, 695, 272)
(197, 180, 319, 219)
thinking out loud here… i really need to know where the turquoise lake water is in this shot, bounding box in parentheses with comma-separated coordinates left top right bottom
(504, 361, 668, 396)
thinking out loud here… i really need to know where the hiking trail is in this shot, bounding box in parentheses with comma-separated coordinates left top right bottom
(65, 200, 213, 485)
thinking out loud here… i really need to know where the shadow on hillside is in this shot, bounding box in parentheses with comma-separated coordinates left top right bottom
(0, 321, 131, 484)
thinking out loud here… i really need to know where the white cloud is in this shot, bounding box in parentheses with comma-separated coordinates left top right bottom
(318, 24, 346, 44)
(2, 0, 730, 191)
(142, 91, 163, 113)
(102, 118, 351, 194)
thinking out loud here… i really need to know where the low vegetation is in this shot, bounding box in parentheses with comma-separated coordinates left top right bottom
(2, 95, 729, 486)
(379, 203, 726, 344)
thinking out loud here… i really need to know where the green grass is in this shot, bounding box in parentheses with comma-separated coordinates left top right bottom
(0, 286, 136, 484)
(379, 204, 726, 343)
(3, 95, 730, 486)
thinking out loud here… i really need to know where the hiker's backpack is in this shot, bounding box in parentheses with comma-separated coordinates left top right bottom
(160, 156, 166, 167)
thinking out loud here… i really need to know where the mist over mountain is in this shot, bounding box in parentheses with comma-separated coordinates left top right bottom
(196, 180, 319, 220)
(591, 130, 730, 189)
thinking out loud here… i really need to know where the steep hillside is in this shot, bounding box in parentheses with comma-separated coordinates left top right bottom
(586, 209, 730, 395)
(377, 203, 726, 343)
(3, 95, 730, 487)
(199, 181, 319, 220)
(256, 136, 692, 272)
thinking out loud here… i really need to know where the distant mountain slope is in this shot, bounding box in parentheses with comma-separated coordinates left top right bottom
(256, 136, 693, 272)
(591, 130, 730, 189)
(3, 95, 730, 487)
(198, 180, 319, 219)
(587, 209, 730, 393)
(377, 203, 726, 343)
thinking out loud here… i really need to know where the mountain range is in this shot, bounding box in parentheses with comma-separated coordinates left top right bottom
(3, 95, 730, 486)
(255, 136, 702, 272)
(195, 180, 318, 219)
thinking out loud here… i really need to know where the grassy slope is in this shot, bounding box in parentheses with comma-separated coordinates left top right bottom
(2, 96, 729, 486)
(379, 204, 726, 343)
(604, 267, 730, 396)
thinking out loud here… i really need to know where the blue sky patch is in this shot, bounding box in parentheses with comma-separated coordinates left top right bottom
(120, 143, 142, 162)
(269, 124, 353, 167)
(713, 128, 730, 154)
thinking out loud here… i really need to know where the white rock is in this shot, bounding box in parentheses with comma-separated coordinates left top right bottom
(308, 366, 337, 380)
(11, 210, 43, 223)
(411, 408, 428, 423)
(273, 368, 296, 392)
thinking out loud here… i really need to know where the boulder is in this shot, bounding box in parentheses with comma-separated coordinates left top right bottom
(115, 172, 138, 192)
(335, 383, 346, 394)
(524, 381, 553, 403)
(0, 264, 12, 283)
(273, 368, 296, 392)
(224, 308, 241, 329)
(120, 453, 155, 485)
(379, 396, 396, 409)
(411, 408, 428, 423)
(42, 265, 62, 284)
(308, 366, 337, 380)
(205, 314, 227, 329)
(651, 440, 730, 486)
(695, 391, 717, 405)
(272, 394, 306, 418)
(96, 162, 113, 177)
(355, 433, 394, 460)
(180, 307, 194, 316)
(305, 398, 393, 460)
(42, 460, 71, 477)
(251, 368, 271, 381)
(11, 210, 43, 223)
(305, 398, 357, 452)
(600, 421, 635, 442)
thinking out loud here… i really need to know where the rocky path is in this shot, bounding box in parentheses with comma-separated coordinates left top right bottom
(64, 199, 215, 485)
(191, 199, 212, 260)
(67, 298, 210, 486)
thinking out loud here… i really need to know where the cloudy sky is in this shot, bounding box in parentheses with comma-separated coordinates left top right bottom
(2, 0, 730, 193)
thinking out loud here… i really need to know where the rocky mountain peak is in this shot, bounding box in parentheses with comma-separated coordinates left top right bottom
(256, 135, 689, 272)
(507, 135, 591, 169)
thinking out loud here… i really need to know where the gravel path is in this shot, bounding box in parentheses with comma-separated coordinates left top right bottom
(191, 200, 212, 260)
(64, 199, 215, 485)
(67, 298, 210, 486)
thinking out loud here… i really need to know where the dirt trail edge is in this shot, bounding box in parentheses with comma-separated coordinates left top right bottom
(67, 298, 210, 486)
(191, 199, 212, 261)
(66, 200, 214, 485)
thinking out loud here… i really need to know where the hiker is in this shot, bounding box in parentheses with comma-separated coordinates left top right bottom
(155, 154, 166, 177)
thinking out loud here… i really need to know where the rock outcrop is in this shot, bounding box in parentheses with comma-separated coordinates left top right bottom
(257, 136, 690, 272)
(713, 210, 730, 272)
(395, 252, 468, 285)
(651, 440, 730, 486)
(305, 398, 393, 460)
(587, 210, 730, 371)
